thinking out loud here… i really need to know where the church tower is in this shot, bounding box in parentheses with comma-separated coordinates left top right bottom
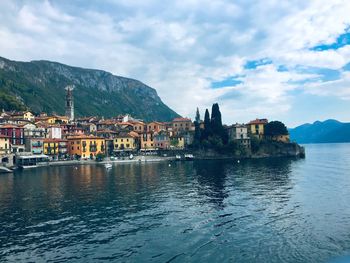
(65, 85, 74, 122)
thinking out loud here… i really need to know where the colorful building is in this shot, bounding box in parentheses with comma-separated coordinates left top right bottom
(25, 138, 44, 155)
(0, 135, 11, 155)
(113, 132, 137, 151)
(0, 124, 25, 152)
(270, 134, 290, 143)
(170, 136, 185, 149)
(147, 122, 166, 133)
(154, 131, 170, 149)
(172, 117, 193, 134)
(247, 119, 268, 139)
(43, 139, 68, 160)
(132, 121, 146, 133)
(67, 135, 105, 159)
(140, 132, 156, 150)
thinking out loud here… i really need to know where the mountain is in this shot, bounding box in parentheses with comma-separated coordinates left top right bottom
(0, 56, 179, 121)
(289, 119, 350, 144)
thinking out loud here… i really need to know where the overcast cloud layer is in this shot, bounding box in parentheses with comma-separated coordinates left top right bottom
(1, 0, 350, 127)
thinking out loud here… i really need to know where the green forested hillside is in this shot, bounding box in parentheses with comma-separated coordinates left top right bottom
(0, 56, 179, 121)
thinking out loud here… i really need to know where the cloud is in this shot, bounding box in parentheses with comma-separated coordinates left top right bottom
(0, 0, 350, 125)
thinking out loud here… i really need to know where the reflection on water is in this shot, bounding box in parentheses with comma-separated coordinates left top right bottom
(0, 144, 350, 262)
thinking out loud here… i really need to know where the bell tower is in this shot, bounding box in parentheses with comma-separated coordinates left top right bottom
(65, 85, 75, 122)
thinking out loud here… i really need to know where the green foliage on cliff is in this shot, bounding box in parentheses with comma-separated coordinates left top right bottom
(0, 56, 179, 121)
(265, 121, 289, 136)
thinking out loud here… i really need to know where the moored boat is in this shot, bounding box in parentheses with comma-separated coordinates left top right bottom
(184, 154, 194, 160)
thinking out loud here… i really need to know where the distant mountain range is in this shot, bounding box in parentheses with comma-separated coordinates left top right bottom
(0, 56, 179, 121)
(289, 119, 350, 144)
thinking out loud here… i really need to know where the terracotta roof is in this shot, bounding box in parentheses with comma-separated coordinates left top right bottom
(147, 121, 166, 125)
(248, 119, 268, 125)
(67, 135, 105, 140)
(172, 117, 192, 122)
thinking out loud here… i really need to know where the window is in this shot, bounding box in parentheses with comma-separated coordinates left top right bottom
(72, 146, 74, 150)
(127, 139, 129, 142)
(126, 144, 130, 148)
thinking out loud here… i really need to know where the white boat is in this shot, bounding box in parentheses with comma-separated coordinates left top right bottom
(184, 154, 194, 160)
(104, 163, 112, 169)
(175, 155, 181, 160)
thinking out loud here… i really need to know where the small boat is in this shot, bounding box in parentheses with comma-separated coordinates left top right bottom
(104, 163, 112, 169)
(0, 166, 13, 173)
(184, 154, 194, 160)
(175, 155, 181, 161)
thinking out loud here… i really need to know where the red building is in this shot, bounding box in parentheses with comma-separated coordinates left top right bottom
(0, 124, 25, 152)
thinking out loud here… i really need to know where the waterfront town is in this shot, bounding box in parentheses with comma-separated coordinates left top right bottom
(0, 87, 290, 169)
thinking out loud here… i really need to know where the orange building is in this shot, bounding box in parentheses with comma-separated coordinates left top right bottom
(147, 122, 166, 133)
(172, 117, 193, 134)
(140, 132, 156, 150)
(131, 121, 146, 133)
(67, 135, 105, 159)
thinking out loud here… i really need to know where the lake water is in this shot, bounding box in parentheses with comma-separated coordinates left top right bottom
(1, 143, 350, 262)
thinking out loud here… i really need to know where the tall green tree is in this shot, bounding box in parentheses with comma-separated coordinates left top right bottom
(265, 121, 289, 136)
(194, 107, 201, 145)
(202, 108, 211, 140)
(210, 103, 228, 144)
(210, 103, 222, 135)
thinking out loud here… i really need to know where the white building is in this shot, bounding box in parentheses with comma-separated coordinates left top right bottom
(47, 126, 62, 139)
(227, 124, 250, 147)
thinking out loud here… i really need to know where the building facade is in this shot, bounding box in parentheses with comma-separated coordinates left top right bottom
(43, 139, 69, 160)
(113, 133, 137, 151)
(0, 135, 11, 155)
(247, 119, 268, 139)
(68, 136, 105, 159)
(0, 125, 25, 152)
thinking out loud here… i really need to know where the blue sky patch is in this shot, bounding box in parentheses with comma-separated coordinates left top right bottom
(277, 65, 289, 72)
(343, 62, 350, 71)
(294, 66, 341, 82)
(244, 58, 272, 69)
(310, 30, 350, 51)
(211, 76, 243, 89)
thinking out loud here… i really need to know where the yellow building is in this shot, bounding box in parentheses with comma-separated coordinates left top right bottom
(0, 135, 11, 155)
(43, 139, 68, 159)
(22, 111, 35, 122)
(271, 134, 290, 143)
(247, 119, 268, 139)
(36, 115, 69, 125)
(113, 132, 137, 151)
(68, 136, 105, 159)
(170, 136, 185, 149)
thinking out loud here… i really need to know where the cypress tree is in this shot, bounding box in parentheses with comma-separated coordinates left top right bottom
(211, 103, 222, 136)
(202, 108, 211, 140)
(210, 103, 228, 144)
(194, 107, 201, 144)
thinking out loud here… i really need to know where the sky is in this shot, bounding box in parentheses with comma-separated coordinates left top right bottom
(0, 0, 350, 127)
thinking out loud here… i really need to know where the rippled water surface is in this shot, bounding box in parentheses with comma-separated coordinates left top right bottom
(1, 143, 350, 262)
